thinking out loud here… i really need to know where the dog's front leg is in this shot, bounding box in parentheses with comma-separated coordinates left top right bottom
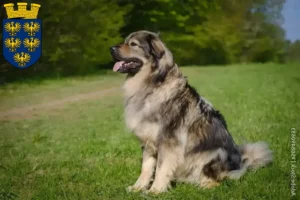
(147, 145, 184, 194)
(127, 146, 156, 192)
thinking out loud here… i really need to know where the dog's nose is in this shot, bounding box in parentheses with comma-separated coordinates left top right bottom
(110, 46, 117, 53)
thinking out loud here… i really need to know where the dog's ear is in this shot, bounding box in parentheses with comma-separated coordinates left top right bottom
(147, 33, 173, 83)
(147, 34, 165, 60)
(147, 34, 167, 83)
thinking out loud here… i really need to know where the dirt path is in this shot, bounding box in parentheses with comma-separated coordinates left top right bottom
(0, 86, 120, 121)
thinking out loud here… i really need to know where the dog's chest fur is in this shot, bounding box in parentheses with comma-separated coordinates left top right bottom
(123, 70, 186, 146)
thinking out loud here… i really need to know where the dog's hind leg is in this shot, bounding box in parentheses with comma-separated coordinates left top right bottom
(127, 145, 157, 192)
(200, 175, 220, 189)
(199, 149, 230, 189)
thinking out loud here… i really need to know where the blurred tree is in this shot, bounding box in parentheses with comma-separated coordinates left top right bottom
(287, 40, 300, 62)
(38, 0, 130, 75)
(121, 0, 287, 65)
(237, 0, 286, 63)
(0, 0, 291, 82)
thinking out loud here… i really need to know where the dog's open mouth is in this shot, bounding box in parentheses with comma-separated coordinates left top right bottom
(113, 59, 142, 73)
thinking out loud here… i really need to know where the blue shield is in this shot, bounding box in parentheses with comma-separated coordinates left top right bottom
(3, 19, 42, 69)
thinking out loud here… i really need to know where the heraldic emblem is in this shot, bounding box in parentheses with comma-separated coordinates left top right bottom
(3, 3, 41, 68)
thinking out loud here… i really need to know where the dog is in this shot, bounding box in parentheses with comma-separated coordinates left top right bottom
(110, 30, 273, 194)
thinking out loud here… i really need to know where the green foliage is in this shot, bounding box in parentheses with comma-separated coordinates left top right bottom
(40, 0, 129, 75)
(287, 40, 300, 62)
(121, 0, 287, 65)
(0, 0, 292, 82)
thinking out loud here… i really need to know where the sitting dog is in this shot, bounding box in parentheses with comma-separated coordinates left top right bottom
(110, 30, 273, 194)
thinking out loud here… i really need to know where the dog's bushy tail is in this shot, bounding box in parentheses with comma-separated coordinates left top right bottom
(227, 142, 273, 180)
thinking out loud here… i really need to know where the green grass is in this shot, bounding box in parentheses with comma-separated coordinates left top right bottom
(0, 63, 299, 200)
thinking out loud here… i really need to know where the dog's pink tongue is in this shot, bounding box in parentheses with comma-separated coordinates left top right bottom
(113, 61, 124, 72)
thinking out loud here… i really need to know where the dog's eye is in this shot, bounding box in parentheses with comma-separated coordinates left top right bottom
(130, 42, 137, 46)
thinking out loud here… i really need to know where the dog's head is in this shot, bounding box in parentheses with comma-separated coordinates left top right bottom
(110, 30, 174, 82)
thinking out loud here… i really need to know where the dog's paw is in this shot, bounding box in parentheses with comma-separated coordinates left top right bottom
(144, 187, 167, 195)
(126, 185, 146, 193)
(126, 185, 138, 193)
(200, 180, 220, 189)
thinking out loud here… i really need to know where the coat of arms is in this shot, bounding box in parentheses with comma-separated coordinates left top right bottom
(2, 3, 41, 69)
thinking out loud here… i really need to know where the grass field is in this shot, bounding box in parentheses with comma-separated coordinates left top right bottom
(0, 63, 299, 200)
